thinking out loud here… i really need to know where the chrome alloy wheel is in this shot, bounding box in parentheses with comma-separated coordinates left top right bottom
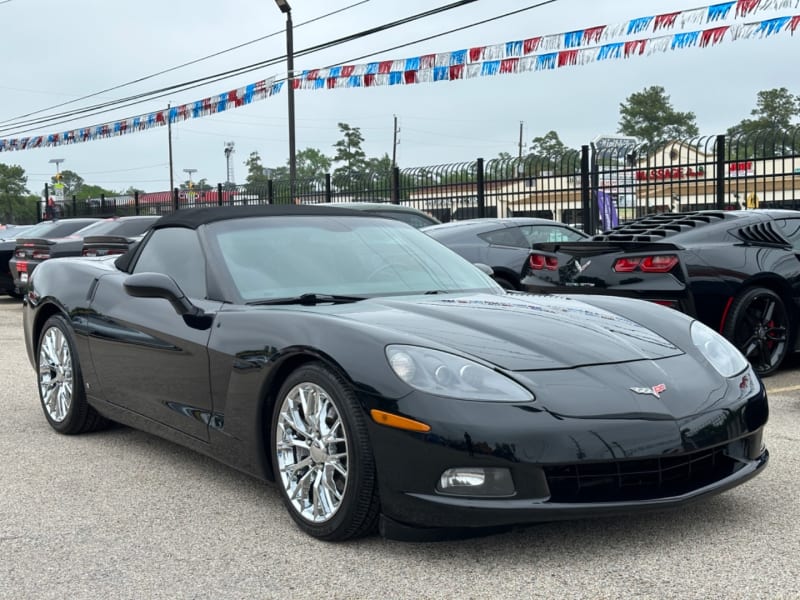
(275, 382, 349, 523)
(38, 326, 74, 423)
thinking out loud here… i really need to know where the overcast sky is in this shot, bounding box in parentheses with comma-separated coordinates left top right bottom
(1, 0, 798, 193)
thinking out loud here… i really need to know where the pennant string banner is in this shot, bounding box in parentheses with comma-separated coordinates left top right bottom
(1, 2, 800, 153)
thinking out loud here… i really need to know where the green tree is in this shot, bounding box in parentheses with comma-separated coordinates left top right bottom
(527, 130, 580, 175)
(244, 151, 270, 187)
(296, 147, 332, 183)
(618, 86, 699, 148)
(75, 184, 117, 202)
(0, 163, 36, 223)
(332, 123, 368, 191)
(726, 87, 800, 158)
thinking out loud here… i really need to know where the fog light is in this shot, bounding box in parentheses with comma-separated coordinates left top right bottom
(437, 467, 515, 497)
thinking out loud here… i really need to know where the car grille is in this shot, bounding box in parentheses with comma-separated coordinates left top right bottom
(543, 444, 743, 503)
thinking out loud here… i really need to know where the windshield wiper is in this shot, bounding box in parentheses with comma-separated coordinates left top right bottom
(247, 293, 367, 306)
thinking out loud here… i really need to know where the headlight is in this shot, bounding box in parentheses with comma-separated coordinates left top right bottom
(386, 345, 533, 402)
(691, 320, 749, 377)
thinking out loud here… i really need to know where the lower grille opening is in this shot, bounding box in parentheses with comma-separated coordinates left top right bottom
(543, 444, 744, 503)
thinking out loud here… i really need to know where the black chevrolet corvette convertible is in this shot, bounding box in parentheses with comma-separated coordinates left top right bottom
(522, 210, 800, 377)
(23, 205, 768, 541)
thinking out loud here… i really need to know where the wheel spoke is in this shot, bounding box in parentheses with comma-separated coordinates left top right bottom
(38, 326, 74, 424)
(275, 379, 349, 524)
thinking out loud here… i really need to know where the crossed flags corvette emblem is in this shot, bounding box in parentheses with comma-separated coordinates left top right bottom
(630, 383, 667, 399)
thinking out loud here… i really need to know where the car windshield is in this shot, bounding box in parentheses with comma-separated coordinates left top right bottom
(82, 217, 159, 237)
(15, 219, 97, 239)
(208, 215, 500, 302)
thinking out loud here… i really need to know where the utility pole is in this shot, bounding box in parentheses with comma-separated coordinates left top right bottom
(168, 103, 174, 192)
(391, 115, 399, 168)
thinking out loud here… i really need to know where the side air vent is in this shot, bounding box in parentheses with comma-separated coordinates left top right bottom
(736, 222, 789, 246)
(593, 211, 729, 242)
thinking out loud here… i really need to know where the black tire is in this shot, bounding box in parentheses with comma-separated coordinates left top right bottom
(37, 315, 109, 434)
(722, 287, 791, 377)
(493, 276, 516, 291)
(271, 362, 379, 540)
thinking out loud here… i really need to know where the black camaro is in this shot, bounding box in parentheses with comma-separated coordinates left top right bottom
(522, 210, 800, 377)
(23, 205, 768, 541)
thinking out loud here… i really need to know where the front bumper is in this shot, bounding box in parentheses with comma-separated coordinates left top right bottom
(364, 365, 768, 536)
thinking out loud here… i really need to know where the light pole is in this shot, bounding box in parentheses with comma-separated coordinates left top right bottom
(275, 0, 296, 200)
(183, 168, 197, 188)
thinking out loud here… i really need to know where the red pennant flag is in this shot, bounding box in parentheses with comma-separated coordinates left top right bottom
(523, 37, 542, 54)
(557, 50, 579, 67)
(583, 26, 606, 44)
(624, 40, 647, 57)
(654, 12, 680, 31)
(736, 0, 760, 18)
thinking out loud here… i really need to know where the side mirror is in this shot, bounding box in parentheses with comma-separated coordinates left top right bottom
(474, 263, 494, 277)
(124, 272, 202, 318)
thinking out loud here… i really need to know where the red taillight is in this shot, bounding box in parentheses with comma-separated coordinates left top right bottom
(614, 255, 678, 273)
(32, 250, 50, 260)
(529, 253, 558, 271)
(14, 249, 26, 258)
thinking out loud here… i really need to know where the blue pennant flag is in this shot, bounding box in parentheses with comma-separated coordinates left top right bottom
(707, 2, 735, 22)
(192, 101, 202, 118)
(328, 66, 342, 79)
(348, 76, 362, 88)
(627, 16, 654, 35)
(481, 60, 501, 76)
(365, 62, 379, 75)
(433, 66, 449, 81)
(564, 30, 584, 48)
(449, 49, 467, 65)
(313, 79, 325, 90)
(536, 53, 558, 70)
(389, 72, 403, 85)
(244, 84, 255, 103)
(405, 57, 421, 71)
(757, 16, 791, 37)
(671, 31, 701, 49)
(169, 106, 179, 122)
(598, 43, 624, 60)
(505, 40, 523, 56)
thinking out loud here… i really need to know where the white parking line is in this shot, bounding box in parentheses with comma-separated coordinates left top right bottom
(767, 385, 800, 395)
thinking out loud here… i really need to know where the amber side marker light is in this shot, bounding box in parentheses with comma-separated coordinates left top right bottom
(370, 409, 431, 432)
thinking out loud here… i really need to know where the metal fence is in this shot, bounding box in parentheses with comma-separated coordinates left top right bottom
(43, 129, 800, 233)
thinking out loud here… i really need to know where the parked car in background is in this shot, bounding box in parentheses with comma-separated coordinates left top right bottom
(422, 218, 589, 290)
(522, 209, 800, 376)
(8, 218, 101, 295)
(327, 202, 440, 229)
(23, 205, 768, 541)
(1, 225, 33, 297)
(81, 215, 161, 257)
(8, 218, 103, 291)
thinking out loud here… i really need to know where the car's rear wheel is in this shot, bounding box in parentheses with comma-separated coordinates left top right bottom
(493, 276, 516, 291)
(271, 362, 379, 540)
(723, 287, 791, 377)
(37, 315, 108, 434)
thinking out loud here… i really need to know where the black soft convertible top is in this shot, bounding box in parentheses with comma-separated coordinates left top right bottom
(152, 204, 371, 230)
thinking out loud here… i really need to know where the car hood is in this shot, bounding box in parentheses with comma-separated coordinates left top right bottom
(332, 293, 683, 371)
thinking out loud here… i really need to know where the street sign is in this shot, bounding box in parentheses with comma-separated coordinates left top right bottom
(592, 135, 639, 151)
(53, 182, 65, 202)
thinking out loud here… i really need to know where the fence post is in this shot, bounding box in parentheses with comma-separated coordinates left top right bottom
(134, 190, 140, 215)
(391, 167, 400, 204)
(216, 183, 222, 206)
(476, 158, 485, 218)
(715, 134, 726, 210)
(72, 195, 77, 217)
(325, 173, 332, 203)
(173, 188, 180, 212)
(42, 183, 48, 222)
(100, 193, 106, 216)
(267, 180, 274, 205)
(580, 145, 592, 233)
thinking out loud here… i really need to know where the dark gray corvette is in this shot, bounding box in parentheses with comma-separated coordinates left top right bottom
(22, 205, 768, 541)
(423, 218, 588, 290)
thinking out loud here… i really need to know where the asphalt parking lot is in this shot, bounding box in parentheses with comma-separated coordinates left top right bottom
(1, 295, 799, 600)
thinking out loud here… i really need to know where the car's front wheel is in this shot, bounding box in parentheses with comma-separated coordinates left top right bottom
(271, 362, 379, 540)
(723, 287, 791, 377)
(37, 315, 108, 434)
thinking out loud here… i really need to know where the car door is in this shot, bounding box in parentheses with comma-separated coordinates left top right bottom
(87, 227, 220, 441)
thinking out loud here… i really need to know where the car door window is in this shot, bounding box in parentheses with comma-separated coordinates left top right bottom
(133, 228, 207, 298)
(478, 227, 528, 248)
(520, 225, 585, 245)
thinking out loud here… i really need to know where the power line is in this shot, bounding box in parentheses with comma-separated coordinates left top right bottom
(0, 0, 372, 126)
(0, 0, 561, 138)
(0, 0, 479, 135)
